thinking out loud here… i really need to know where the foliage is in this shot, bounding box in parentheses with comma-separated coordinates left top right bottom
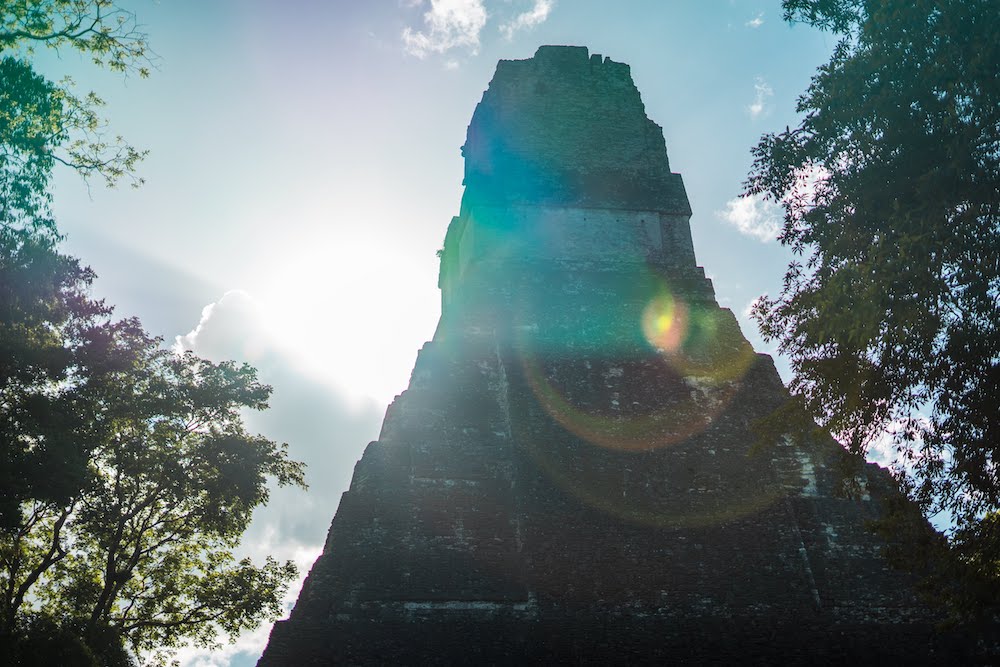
(0, 223, 112, 525)
(0, 289, 306, 661)
(0, 2, 307, 663)
(748, 0, 1000, 618)
(51, 349, 305, 655)
(5, 612, 133, 666)
(0, 205, 306, 661)
(0, 0, 150, 74)
(0, 0, 150, 229)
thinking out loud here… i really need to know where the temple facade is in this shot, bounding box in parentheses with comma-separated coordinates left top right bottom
(259, 46, 952, 665)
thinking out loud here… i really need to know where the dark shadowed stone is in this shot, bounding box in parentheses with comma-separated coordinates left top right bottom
(461, 45, 690, 214)
(258, 46, 968, 665)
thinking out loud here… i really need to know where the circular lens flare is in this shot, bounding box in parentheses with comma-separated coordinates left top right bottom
(642, 291, 688, 353)
(510, 277, 771, 528)
(521, 354, 715, 453)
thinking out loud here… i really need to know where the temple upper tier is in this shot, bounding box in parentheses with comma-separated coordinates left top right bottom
(461, 45, 691, 214)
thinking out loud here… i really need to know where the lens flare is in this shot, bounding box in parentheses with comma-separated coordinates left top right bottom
(642, 283, 756, 384)
(642, 291, 688, 353)
(520, 354, 716, 453)
(515, 280, 759, 455)
(510, 278, 773, 527)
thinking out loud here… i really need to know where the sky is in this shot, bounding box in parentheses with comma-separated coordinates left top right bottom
(44, 1, 837, 664)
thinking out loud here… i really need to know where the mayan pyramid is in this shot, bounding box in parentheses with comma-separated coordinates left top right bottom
(259, 46, 952, 665)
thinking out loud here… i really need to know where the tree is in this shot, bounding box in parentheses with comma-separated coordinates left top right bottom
(1, 220, 308, 663)
(1, 316, 306, 662)
(1, 0, 149, 230)
(1, 0, 153, 577)
(0, 2, 308, 662)
(0, 224, 105, 526)
(747, 0, 1000, 618)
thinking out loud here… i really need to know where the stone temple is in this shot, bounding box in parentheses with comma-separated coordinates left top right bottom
(259, 46, 952, 664)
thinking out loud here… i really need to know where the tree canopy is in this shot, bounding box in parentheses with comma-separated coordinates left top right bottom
(0, 2, 308, 663)
(1, 227, 307, 663)
(1, 0, 152, 543)
(0, 0, 148, 230)
(0, 224, 109, 527)
(1, 337, 305, 664)
(748, 0, 1000, 617)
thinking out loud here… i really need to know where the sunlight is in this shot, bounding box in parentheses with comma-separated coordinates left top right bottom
(254, 227, 441, 410)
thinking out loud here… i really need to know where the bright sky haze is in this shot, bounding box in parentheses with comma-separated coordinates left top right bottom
(45, 1, 836, 664)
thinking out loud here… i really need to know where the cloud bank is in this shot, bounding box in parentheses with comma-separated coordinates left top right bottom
(402, 0, 555, 57)
(718, 194, 782, 242)
(174, 289, 266, 362)
(402, 0, 488, 57)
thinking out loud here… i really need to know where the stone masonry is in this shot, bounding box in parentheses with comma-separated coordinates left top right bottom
(258, 46, 957, 665)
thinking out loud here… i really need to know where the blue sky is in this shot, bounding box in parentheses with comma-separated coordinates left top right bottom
(44, 1, 836, 664)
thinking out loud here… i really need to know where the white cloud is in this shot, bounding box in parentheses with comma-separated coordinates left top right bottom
(717, 193, 782, 242)
(174, 289, 268, 363)
(746, 12, 764, 28)
(499, 0, 554, 39)
(717, 166, 830, 244)
(747, 76, 773, 119)
(402, 0, 488, 58)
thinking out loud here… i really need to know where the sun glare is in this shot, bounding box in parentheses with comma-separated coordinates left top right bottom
(255, 232, 440, 409)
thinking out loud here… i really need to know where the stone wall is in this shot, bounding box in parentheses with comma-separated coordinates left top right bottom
(258, 46, 963, 666)
(460, 45, 689, 213)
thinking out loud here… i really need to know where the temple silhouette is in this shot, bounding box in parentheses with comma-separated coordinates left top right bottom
(259, 46, 953, 665)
